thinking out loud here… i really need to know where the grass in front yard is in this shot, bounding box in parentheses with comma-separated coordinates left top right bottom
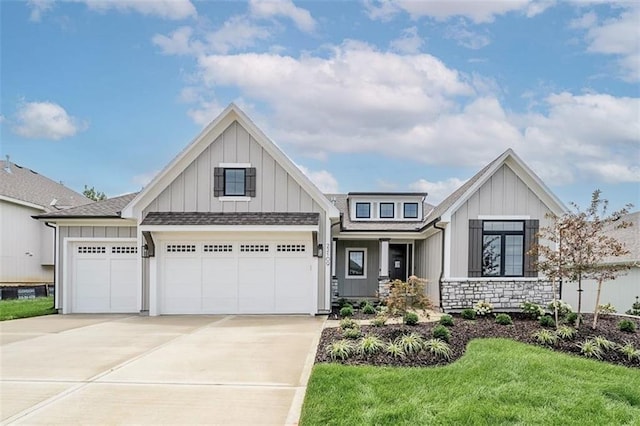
(0, 296, 56, 321)
(301, 338, 640, 425)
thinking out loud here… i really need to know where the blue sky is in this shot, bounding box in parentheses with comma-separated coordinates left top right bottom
(1, 0, 638, 211)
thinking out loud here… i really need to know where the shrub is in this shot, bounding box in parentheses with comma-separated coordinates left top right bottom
(547, 300, 573, 317)
(362, 303, 376, 315)
(424, 339, 453, 360)
(326, 340, 353, 360)
(533, 329, 558, 346)
(432, 325, 451, 343)
(539, 315, 555, 328)
(397, 333, 425, 355)
(597, 303, 617, 315)
(370, 314, 387, 327)
(343, 327, 361, 339)
(340, 305, 354, 318)
(381, 276, 432, 317)
(618, 319, 637, 333)
(592, 336, 616, 352)
(474, 300, 493, 316)
(521, 301, 545, 319)
(495, 313, 513, 325)
(336, 298, 349, 308)
(386, 342, 405, 358)
(439, 314, 454, 327)
(357, 334, 384, 355)
(403, 311, 419, 325)
(461, 309, 476, 320)
(577, 339, 603, 359)
(339, 318, 358, 330)
(556, 326, 577, 340)
(565, 312, 580, 326)
(618, 342, 640, 362)
(626, 296, 640, 316)
(358, 300, 369, 309)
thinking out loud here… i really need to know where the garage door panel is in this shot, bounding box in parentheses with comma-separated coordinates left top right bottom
(275, 258, 311, 313)
(163, 257, 201, 313)
(110, 259, 138, 312)
(238, 258, 275, 313)
(202, 258, 238, 312)
(74, 259, 110, 312)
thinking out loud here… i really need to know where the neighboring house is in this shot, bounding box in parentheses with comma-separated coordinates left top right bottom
(0, 159, 91, 285)
(563, 211, 640, 313)
(36, 104, 570, 315)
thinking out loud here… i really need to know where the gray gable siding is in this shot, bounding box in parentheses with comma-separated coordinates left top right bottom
(449, 164, 553, 277)
(415, 233, 442, 306)
(143, 121, 322, 217)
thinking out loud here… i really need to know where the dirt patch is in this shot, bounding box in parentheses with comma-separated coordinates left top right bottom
(316, 313, 640, 368)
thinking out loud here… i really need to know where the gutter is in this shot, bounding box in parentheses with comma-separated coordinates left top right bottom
(433, 219, 445, 311)
(44, 222, 57, 307)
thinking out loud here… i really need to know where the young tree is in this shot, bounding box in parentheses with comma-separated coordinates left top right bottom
(83, 185, 107, 201)
(531, 190, 632, 328)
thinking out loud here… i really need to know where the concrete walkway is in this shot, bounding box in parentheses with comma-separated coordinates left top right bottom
(0, 314, 325, 425)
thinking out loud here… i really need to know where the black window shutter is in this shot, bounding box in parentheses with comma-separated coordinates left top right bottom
(213, 167, 224, 197)
(245, 167, 256, 197)
(468, 219, 483, 277)
(524, 219, 539, 277)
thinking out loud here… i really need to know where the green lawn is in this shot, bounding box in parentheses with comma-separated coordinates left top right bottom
(300, 338, 640, 425)
(0, 296, 56, 321)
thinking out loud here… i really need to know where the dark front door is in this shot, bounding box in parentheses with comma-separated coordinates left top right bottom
(389, 244, 407, 281)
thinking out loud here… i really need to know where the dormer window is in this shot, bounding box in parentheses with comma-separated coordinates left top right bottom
(403, 203, 419, 219)
(224, 169, 246, 196)
(380, 203, 394, 219)
(355, 202, 371, 219)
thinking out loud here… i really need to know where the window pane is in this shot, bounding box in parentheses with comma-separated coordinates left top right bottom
(482, 235, 501, 276)
(224, 169, 245, 196)
(348, 251, 365, 276)
(355, 203, 370, 218)
(504, 235, 523, 276)
(483, 221, 524, 231)
(404, 203, 418, 218)
(380, 203, 394, 218)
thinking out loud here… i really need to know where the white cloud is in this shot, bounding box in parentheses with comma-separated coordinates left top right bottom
(12, 101, 85, 140)
(132, 169, 160, 188)
(27, 0, 54, 22)
(249, 0, 316, 33)
(152, 26, 203, 56)
(297, 165, 339, 193)
(27, 0, 197, 21)
(364, 0, 549, 24)
(571, 5, 640, 82)
(82, 0, 196, 20)
(445, 21, 491, 49)
(390, 27, 424, 54)
(409, 178, 467, 204)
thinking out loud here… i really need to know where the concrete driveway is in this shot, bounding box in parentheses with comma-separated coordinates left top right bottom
(0, 314, 325, 425)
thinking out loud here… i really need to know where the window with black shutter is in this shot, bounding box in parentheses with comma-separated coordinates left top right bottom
(214, 166, 257, 198)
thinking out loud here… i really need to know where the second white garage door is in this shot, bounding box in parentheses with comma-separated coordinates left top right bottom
(160, 236, 314, 314)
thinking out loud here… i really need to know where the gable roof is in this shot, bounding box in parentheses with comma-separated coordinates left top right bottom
(0, 160, 91, 212)
(427, 149, 566, 223)
(121, 103, 340, 220)
(34, 193, 138, 219)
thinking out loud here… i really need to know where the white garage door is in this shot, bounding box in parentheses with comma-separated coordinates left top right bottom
(70, 242, 138, 313)
(160, 237, 314, 314)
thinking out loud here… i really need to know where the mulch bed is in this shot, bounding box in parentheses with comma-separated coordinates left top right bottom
(316, 313, 640, 369)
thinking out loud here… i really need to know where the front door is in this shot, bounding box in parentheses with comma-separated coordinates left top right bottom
(389, 244, 406, 281)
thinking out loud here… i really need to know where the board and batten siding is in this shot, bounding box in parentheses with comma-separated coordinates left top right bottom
(335, 240, 379, 298)
(449, 164, 553, 277)
(56, 225, 137, 309)
(414, 233, 443, 306)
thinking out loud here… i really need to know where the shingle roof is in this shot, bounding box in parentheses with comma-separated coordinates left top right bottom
(141, 212, 320, 226)
(0, 160, 91, 212)
(34, 193, 138, 218)
(325, 194, 436, 232)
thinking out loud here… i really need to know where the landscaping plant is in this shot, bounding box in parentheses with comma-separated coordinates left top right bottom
(432, 324, 451, 343)
(577, 339, 603, 359)
(362, 303, 376, 315)
(539, 315, 555, 328)
(461, 308, 476, 320)
(617, 342, 640, 362)
(381, 276, 432, 318)
(339, 304, 354, 318)
(397, 333, 425, 355)
(474, 300, 493, 316)
(439, 314, 454, 327)
(385, 342, 405, 358)
(495, 313, 513, 325)
(533, 329, 558, 346)
(626, 296, 640, 316)
(555, 326, 577, 340)
(326, 340, 353, 361)
(618, 319, 637, 333)
(357, 334, 384, 355)
(370, 314, 387, 327)
(403, 311, 419, 325)
(342, 327, 361, 339)
(339, 318, 358, 330)
(423, 339, 453, 360)
(521, 301, 545, 320)
(592, 336, 617, 352)
(597, 303, 617, 315)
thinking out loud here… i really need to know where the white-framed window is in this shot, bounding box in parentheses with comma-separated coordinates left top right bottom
(346, 248, 367, 279)
(224, 168, 246, 196)
(403, 202, 419, 219)
(380, 202, 394, 219)
(355, 202, 371, 219)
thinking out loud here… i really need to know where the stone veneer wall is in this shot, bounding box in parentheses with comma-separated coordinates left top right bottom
(441, 280, 557, 311)
(378, 278, 391, 299)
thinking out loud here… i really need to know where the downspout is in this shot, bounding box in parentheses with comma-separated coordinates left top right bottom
(433, 220, 445, 311)
(44, 222, 56, 306)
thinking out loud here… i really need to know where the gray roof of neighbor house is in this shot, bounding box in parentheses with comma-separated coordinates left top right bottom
(326, 193, 436, 232)
(34, 193, 138, 218)
(604, 211, 640, 264)
(0, 160, 92, 212)
(141, 212, 320, 226)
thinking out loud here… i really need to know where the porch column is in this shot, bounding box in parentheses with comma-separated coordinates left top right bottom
(379, 238, 390, 278)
